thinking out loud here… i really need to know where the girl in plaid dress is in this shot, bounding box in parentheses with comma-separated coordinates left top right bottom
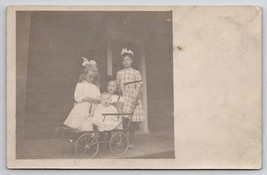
(116, 48, 145, 148)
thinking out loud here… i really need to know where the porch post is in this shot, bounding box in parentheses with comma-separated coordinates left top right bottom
(139, 42, 149, 133)
(107, 37, 112, 76)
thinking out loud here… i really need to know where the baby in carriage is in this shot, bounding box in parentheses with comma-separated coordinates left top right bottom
(81, 92, 123, 132)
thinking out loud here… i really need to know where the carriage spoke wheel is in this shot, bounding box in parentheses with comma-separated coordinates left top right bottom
(109, 131, 129, 157)
(75, 133, 99, 159)
(60, 132, 75, 153)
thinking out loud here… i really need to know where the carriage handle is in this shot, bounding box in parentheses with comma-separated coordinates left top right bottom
(123, 80, 142, 86)
(102, 113, 132, 122)
(101, 113, 133, 130)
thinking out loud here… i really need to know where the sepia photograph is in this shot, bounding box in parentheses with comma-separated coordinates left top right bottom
(15, 10, 174, 159)
(7, 6, 262, 169)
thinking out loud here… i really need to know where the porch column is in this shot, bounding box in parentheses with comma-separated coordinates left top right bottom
(139, 42, 149, 133)
(107, 37, 112, 76)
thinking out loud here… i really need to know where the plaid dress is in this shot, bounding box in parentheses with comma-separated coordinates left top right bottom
(116, 68, 145, 122)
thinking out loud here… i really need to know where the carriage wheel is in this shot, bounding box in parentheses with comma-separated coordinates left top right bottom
(109, 131, 129, 157)
(60, 132, 75, 153)
(75, 133, 99, 159)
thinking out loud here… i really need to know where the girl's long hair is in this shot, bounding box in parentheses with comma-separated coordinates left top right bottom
(78, 66, 100, 87)
(78, 67, 88, 83)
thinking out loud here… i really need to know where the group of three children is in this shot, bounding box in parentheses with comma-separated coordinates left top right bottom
(64, 48, 145, 148)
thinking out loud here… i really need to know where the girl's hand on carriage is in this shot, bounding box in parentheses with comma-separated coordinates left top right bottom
(88, 113, 94, 118)
(92, 98, 101, 104)
(81, 97, 91, 102)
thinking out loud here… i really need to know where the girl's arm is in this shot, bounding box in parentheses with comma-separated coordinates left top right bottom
(81, 97, 97, 103)
(93, 87, 101, 104)
(81, 95, 101, 104)
(74, 83, 84, 102)
(80, 87, 101, 104)
(133, 71, 143, 98)
(92, 98, 101, 104)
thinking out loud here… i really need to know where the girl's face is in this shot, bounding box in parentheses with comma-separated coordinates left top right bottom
(107, 81, 117, 94)
(122, 55, 133, 68)
(86, 71, 95, 83)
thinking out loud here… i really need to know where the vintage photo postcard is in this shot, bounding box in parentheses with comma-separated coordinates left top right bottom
(7, 6, 262, 169)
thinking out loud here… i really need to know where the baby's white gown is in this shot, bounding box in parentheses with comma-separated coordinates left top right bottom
(81, 104, 123, 131)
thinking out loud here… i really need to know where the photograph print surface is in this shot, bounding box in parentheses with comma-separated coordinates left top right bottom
(7, 6, 262, 169)
(15, 10, 174, 160)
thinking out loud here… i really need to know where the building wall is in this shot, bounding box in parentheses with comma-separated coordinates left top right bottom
(16, 11, 31, 158)
(17, 11, 173, 140)
(145, 35, 174, 133)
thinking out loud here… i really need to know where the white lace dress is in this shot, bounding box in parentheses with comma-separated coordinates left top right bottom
(81, 104, 123, 131)
(64, 81, 100, 129)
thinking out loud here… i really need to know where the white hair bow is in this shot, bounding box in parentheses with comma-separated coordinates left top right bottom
(82, 57, 97, 67)
(121, 48, 134, 55)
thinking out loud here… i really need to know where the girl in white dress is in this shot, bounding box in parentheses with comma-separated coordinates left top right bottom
(64, 60, 101, 130)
